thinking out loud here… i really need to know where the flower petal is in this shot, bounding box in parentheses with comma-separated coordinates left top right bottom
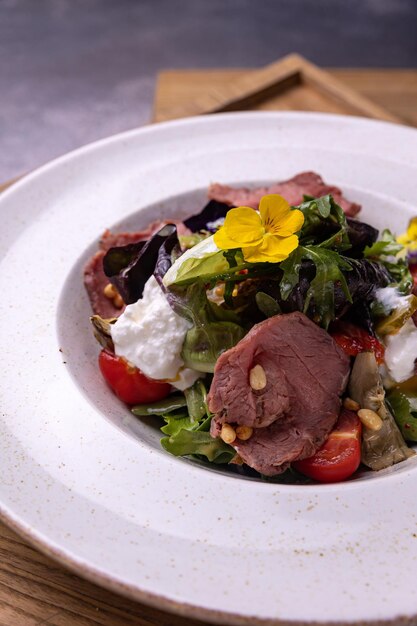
(397, 232, 410, 246)
(243, 233, 300, 263)
(259, 195, 291, 232)
(213, 206, 263, 249)
(259, 194, 304, 237)
(407, 217, 417, 240)
(275, 208, 304, 237)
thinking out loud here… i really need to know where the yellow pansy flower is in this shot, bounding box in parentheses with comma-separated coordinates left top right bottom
(213, 194, 304, 263)
(397, 217, 417, 252)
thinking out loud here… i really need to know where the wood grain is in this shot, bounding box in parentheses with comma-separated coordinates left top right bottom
(0, 176, 21, 193)
(0, 523, 208, 626)
(153, 66, 417, 126)
(1, 60, 417, 626)
(153, 55, 402, 124)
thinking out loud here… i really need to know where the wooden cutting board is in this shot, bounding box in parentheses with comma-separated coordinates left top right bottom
(1, 56, 417, 626)
(153, 54, 416, 125)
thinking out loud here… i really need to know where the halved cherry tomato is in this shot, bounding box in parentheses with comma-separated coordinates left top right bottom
(293, 409, 362, 483)
(98, 349, 171, 405)
(330, 322, 385, 364)
(409, 263, 417, 287)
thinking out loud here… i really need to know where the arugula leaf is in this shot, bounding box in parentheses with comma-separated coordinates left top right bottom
(297, 195, 351, 251)
(364, 229, 403, 258)
(364, 229, 412, 293)
(279, 248, 305, 301)
(280, 245, 352, 328)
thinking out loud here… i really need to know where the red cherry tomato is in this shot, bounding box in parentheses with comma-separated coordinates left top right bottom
(293, 409, 362, 483)
(410, 263, 417, 287)
(330, 322, 385, 364)
(98, 349, 171, 405)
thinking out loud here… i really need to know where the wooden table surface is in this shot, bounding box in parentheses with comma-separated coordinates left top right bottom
(1, 67, 417, 626)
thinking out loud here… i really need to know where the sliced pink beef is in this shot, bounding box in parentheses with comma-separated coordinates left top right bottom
(207, 312, 350, 475)
(84, 220, 190, 318)
(99, 220, 191, 252)
(208, 171, 361, 217)
(84, 250, 120, 318)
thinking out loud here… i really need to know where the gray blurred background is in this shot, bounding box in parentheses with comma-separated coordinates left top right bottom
(1, 0, 416, 181)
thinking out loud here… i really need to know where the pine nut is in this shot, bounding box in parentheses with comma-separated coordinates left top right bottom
(357, 408, 383, 431)
(236, 425, 253, 441)
(343, 397, 360, 412)
(220, 423, 236, 444)
(113, 294, 124, 308)
(249, 364, 267, 390)
(230, 453, 244, 465)
(103, 283, 117, 298)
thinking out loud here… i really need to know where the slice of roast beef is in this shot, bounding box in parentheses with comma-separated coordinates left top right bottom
(207, 312, 350, 475)
(99, 220, 190, 252)
(208, 171, 361, 217)
(84, 220, 191, 317)
(233, 416, 322, 476)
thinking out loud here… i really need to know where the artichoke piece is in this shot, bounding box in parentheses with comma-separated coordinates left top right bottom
(348, 352, 414, 470)
(90, 315, 117, 351)
(375, 294, 417, 336)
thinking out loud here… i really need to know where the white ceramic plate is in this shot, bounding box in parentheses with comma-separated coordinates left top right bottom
(2, 112, 417, 625)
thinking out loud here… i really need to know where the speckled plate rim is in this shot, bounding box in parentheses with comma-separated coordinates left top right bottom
(2, 112, 417, 626)
(2, 503, 417, 626)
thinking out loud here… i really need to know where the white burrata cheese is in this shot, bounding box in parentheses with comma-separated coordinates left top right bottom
(375, 286, 407, 312)
(163, 234, 219, 286)
(111, 276, 200, 390)
(384, 318, 417, 383)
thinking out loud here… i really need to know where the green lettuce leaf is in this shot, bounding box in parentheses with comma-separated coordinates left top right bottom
(364, 229, 412, 294)
(130, 379, 235, 466)
(173, 250, 230, 286)
(184, 379, 210, 421)
(131, 395, 188, 416)
(160, 416, 197, 437)
(182, 321, 245, 372)
(167, 282, 246, 372)
(158, 379, 235, 463)
(161, 429, 235, 463)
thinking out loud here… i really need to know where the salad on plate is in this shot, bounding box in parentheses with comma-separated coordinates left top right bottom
(84, 171, 417, 483)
